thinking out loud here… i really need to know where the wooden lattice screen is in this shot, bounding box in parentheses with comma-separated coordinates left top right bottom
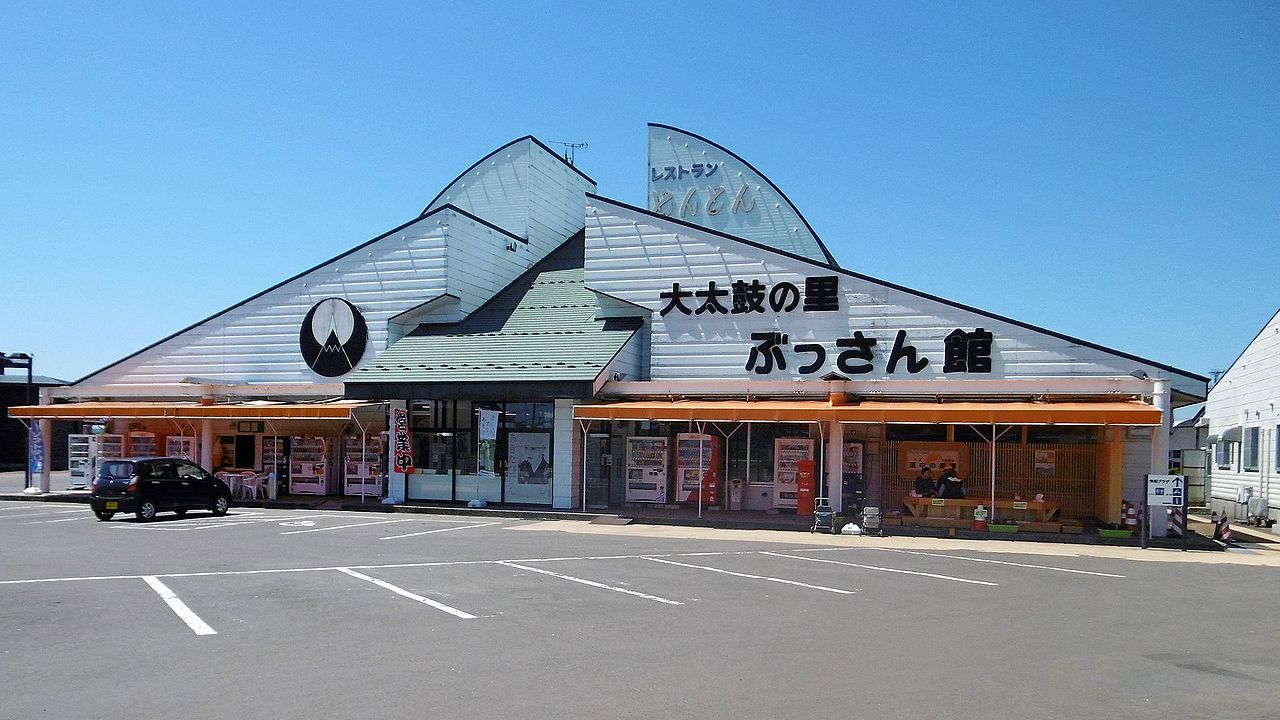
(882, 441, 1099, 521)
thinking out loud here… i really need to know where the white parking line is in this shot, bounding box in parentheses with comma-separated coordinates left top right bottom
(0, 509, 84, 520)
(281, 519, 413, 535)
(864, 548, 1127, 578)
(22, 516, 89, 525)
(335, 567, 476, 619)
(189, 521, 261, 530)
(380, 522, 501, 540)
(641, 556, 856, 595)
(761, 551, 998, 586)
(141, 576, 217, 636)
(498, 561, 684, 605)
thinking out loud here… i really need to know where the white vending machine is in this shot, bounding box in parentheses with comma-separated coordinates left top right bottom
(68, 434, 92, 487)
(624, 436, 669, 503)
(772, 437, 813, 509)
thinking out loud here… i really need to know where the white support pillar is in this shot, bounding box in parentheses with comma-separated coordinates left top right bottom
(199, 418, 214, 471)
(1151, 378, 1172, 476)
(552, 398, 576, 509)
(38, 418, 52, 492)
(826, 421, 844, 513)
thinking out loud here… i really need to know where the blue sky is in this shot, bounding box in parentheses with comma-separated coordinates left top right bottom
(1, 1, 1276, 389)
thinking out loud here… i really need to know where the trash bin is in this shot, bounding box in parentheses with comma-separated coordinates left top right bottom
(729, 479, 743, 511)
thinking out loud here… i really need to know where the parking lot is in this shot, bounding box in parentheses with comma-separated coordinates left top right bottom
(1, 499, 1278, 720)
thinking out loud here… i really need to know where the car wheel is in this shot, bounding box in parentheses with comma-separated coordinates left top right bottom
(135, 500, 158, 522)
(93, 509, 115, 521)
(211, 495, 230, 516)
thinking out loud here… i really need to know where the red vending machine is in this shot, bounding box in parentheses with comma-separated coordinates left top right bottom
(675, 433, 720, 505)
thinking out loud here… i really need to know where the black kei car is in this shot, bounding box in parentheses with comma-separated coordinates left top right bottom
(89, 457, 233, 522)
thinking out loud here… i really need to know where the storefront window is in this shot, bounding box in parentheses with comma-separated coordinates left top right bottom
(407, 399, 554, 505)
(508, 402, 554, 431)
(746, 423, 812, 484)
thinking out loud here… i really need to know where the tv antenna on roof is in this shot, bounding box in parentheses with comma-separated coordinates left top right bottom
(550, 141, 588, 166)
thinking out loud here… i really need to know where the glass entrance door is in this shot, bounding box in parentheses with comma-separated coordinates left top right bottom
(586, 434, 610, 509)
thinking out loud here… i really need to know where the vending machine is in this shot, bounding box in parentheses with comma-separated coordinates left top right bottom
(624, 436, 669, 503)
(674, 433, 719, 505)
(772, 437, 814, 509)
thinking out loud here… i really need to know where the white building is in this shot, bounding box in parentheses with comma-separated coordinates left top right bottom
(14, 125, 1207, 530)
(1202, 308, 1280, 523)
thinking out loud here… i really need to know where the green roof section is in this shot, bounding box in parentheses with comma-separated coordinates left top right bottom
(347, 232, 642, 386)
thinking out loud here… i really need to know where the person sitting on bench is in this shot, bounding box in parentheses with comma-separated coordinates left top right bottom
(936, 468, 966, 499)
(912, 468, 936, 497)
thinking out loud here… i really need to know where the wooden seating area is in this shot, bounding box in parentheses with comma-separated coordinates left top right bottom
(903, 496, 1060, 522)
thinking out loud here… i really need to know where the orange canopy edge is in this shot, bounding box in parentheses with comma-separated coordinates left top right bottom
(573, 399, 1162, 426)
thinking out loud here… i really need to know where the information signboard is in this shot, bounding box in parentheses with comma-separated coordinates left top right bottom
(1146, 474, 1186, 507)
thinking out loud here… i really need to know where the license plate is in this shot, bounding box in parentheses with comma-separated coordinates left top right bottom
(105, 501, 118, 510)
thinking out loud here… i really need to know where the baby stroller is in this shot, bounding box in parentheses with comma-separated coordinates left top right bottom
(811, 499, 838, 534)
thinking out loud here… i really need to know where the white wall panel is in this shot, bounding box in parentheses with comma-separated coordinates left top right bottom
(584, 197, 1201, 397)
(648, 124, 833, 264)
(1203, 309, 1280, 509)
(427, 137, 595, 252)
(80, 209, 539, 391)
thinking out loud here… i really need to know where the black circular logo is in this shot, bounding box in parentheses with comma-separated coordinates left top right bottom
(300, 298, 368, 377)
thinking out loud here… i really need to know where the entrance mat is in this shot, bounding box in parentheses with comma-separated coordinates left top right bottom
(589, 516, 633, 526)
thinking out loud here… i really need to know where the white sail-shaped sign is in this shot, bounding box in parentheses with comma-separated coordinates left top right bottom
(648, 123, 836, 266)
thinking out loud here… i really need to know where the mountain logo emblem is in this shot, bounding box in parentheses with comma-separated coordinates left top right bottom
(299, 298, 368, 377)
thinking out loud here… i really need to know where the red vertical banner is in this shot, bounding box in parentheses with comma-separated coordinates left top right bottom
(796, 459, 816, 516)
(392, 406, 414, 474)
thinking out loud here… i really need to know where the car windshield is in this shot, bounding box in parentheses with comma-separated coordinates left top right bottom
(98, 460, 135, 479)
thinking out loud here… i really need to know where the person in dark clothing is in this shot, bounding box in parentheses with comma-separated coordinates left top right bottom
(912, 468, 935, 497)
(936, 468, 965, 499)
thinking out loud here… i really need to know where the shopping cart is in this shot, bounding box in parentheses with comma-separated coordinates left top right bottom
(860, 506, 883, 537)
(811, 499, 838, 534)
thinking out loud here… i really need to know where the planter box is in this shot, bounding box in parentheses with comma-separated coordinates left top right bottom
(988, 524, 1019, 534)
(1061, 523, 1084, 534)
(1098, 528, 1133, 539)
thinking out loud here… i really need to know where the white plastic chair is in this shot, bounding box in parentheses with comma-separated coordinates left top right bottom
(240, 472, 265, 500)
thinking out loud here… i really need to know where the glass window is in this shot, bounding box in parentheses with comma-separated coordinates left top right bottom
(97, 460, 134, 479)
(509, 402, 554, 430)
(1243, 427, 1260, 472)
(1215, 441, 1232, 469)
(412, 431, 456, 475)
(746, 423, 812, 484)
(455, 430, 476, 475)
(175, 462, 204, 480)
(454, 400, 472, 428)
(411, 400, 450, 431)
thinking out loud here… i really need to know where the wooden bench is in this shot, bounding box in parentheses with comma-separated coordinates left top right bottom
(903, 496, 1060, 522)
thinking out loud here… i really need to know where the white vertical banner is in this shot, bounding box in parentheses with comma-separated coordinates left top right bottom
(478, 409, 499, 477)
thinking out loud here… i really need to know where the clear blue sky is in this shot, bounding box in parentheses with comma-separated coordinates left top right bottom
(2, 1, 1276, 389)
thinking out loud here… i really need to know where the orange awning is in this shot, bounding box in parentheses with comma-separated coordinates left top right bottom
(7, 400, 384, 421)
(574, 399, 1161, 426)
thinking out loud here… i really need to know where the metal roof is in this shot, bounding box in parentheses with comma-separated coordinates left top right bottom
(347, 234, 641, 385)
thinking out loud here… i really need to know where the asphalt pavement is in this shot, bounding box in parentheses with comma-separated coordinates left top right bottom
(1, 499, 1277, 720)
